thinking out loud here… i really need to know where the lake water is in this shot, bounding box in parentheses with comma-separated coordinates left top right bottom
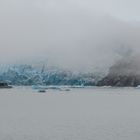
(0, 87, 140, 140)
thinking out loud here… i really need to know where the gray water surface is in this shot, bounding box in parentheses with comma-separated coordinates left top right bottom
(0, 87, 139, 140)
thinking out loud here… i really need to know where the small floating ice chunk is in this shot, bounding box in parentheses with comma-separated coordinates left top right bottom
(136, 85, 140, 89)
(38, 89, 46, 93)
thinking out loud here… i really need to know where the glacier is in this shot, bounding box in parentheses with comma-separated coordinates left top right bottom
(0, 65, 100, 86)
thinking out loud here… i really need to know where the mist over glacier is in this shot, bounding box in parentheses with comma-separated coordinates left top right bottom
(0, 0, 140, 73)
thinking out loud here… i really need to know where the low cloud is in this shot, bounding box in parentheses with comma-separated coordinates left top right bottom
(0, 0, 140, 73)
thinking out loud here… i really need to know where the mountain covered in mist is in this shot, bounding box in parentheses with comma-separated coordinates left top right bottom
(97, 55, 140, 87)
(0, 65, 100, 86)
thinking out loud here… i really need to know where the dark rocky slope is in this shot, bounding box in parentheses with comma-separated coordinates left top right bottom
(97, 55, 140, 87)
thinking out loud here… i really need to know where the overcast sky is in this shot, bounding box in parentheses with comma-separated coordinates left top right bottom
(0, 0, 140, 72)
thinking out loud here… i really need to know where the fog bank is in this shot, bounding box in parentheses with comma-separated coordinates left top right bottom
(0, 0, 140, 73)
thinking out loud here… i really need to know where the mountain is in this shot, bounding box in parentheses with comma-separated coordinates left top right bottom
(97, 55, 140, 87)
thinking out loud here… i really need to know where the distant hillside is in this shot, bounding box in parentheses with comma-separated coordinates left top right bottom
(97, 55, 140, 87)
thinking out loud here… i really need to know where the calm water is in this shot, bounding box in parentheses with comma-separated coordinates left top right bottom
(0, 87, 140, 140)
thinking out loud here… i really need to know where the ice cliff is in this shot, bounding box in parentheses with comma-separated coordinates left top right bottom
(0, 65, 98, 86)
